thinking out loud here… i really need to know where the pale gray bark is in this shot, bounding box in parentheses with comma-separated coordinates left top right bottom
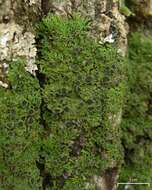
(0, 0, 41, 87)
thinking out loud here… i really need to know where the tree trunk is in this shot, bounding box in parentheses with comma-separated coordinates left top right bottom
(0, 1, 128, 190)
(0, 0, 41, 87)
(40, 1, 128, 190)
(0, 1, 42, 189)
(1, 1, 151, 190)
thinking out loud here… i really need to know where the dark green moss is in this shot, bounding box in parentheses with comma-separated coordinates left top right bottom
(36, 14, 126, 189)
(0, 60, 42, 190)
(0, 14, 127, 190)
(119, 33, 152, 190)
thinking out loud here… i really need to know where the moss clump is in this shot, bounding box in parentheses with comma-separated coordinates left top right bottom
(0, 14, 127, 190)
(37, 14, 126, 189)
(119, 33, 152, 190)
(0, 60, 42, 190)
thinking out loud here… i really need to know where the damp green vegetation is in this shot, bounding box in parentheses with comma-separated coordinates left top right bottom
(119, 33, 152, 190)
(36, 14, 126, 189)
(0, 14, 126, 190)
(0, 60, 42, 190)
(0, 14, 151, 190)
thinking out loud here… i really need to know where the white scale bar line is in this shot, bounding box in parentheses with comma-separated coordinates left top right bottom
(117, 183, 150, 187)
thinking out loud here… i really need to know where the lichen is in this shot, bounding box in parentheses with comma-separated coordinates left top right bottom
(36, 14, 126, 189)
(45, 0, 128, 55)
(0, 11, 128, 190)
(0, 0, 41, 27)
(0, 0, 41, 88)
(0, 59, 42, 190)
(0, 22, 38, 87)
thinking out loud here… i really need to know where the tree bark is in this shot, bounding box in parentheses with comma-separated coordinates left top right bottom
(40, 1, 128, 190)
(0, 1, 128, 190)
(0, 0, 41, 87)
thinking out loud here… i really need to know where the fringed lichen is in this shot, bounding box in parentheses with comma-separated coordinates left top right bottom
(0, 59, 42, 190)
(36, 14, 126, 189)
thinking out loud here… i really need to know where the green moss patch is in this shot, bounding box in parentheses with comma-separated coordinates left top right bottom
(36, 14, 126, 189)
(119, 33, 152, 189)
(0, 14, 128, 190)
(0, 60, 42, 190)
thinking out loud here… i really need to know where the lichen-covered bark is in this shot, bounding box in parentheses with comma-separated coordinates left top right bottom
(0, 1, 129, 190)
(0, 0, 41, 27)
(40, 1, 128, 190)
(48, 0, 128, 55)
(0, 0, 41, 87)
(0, 1, 42, 189)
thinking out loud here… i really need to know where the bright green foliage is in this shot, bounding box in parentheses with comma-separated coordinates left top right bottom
(119, 33, 152, 189)
(37, 15, 126, 189)
(0, 60, 42, 190)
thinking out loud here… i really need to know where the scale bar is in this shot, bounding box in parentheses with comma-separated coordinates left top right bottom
(117, 183, 150, 187)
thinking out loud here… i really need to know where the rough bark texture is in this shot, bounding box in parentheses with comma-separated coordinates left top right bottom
(47, 0, 128, 55)
(0, 1, 127, 190)
(44, 1, 128, 190)
(0, 0, 151, 190)
(0, 0, 41, 87)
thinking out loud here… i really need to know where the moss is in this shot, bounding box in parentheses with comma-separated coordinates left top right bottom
(36, 14, 126, 189)
(0, 59, 42, 190)
(119, 33, 152, 189)
(0, 14, 127, 190)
